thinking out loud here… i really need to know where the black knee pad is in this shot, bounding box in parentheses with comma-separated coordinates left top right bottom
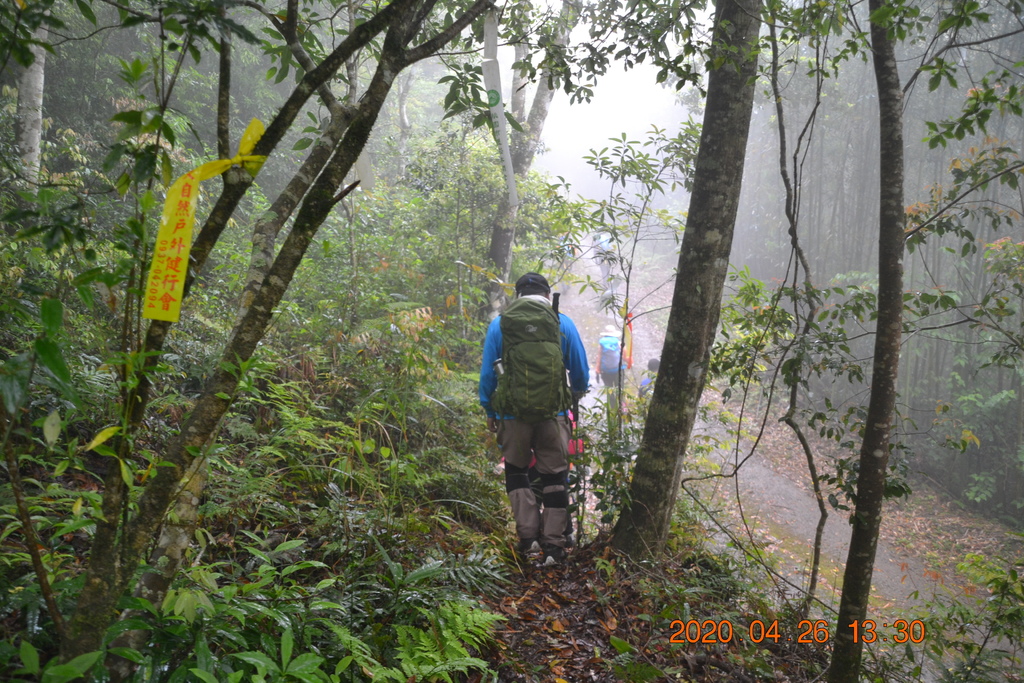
(539, 471, 567, 488)
(505, 462, 531, 493)
(542, 488, 569, 509)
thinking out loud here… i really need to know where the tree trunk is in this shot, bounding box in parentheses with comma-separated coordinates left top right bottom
(484, 0, 579, 315)
(826, 0, 904, 679)
(108, 31, 238, 679)
(611, 0, 763, 558)
(15, 24, 47, 181)
(394, 69, 415, 179)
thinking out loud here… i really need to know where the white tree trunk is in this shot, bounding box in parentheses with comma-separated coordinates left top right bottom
(16, 25, 48, 182)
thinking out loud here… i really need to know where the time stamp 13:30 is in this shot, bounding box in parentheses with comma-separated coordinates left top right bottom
(667, 619, 927, 645)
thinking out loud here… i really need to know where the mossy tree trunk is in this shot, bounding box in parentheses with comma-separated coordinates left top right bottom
(611, 0, 763, 558)
(826, 0, 904, 679)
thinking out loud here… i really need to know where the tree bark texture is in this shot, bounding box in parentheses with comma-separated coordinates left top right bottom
(611, 0, 763, 558)
(106, 458, 207, 682)
(826, 0, 904, 680)
(61, 0, 493, 661)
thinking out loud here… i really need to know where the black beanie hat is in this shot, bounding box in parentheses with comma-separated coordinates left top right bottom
(515, 272, 551, 296)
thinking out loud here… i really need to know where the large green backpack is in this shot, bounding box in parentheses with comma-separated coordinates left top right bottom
(491, 297, 571, 423)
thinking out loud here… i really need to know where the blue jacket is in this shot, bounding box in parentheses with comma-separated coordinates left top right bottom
(479, 300, 590, 419)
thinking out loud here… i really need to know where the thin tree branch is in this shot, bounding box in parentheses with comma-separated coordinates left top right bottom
(904, 161, 1024, 240)
(405, 0, 494, 64)
(217, 26, 232, 158)
(904, 26, 1024, 97)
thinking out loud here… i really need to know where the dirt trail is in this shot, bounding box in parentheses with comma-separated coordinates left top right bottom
(708, 440, 946, 610)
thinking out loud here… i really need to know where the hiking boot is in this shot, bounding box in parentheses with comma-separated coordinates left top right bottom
(517, 538, 541, 556)
(542, 545, 566, 566)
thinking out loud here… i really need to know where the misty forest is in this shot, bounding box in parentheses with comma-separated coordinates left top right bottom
(1, 0, 1023, 681)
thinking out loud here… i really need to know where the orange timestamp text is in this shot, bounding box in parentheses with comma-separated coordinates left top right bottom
(668, 618, 926, 645)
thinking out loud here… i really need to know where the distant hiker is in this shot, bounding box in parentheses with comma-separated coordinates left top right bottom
(597, 325, 625, 387)
(480, 272, 589, 566)
(639, 358, 660, 398)
(593, 232, 613, 283)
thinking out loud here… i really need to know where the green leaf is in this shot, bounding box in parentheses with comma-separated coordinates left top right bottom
(40, 298, 63, 336)
(133, 147, 157, 183)
(0, 353, 32, 414)
(286, 653, 325, 675)
(195, 632, 214, 672)
(274, 539, 305, 553)
(20, 640, 40, 674)
(75, 0, 97, 24)
(68, 651, 103, 671)
(42, 664, 85, 683)
(111, 110, 143, 126)
(232, 651, 279, 673)
(43, 652, 102, 683)
(505, 111, 524, 133)
(43, 410, 61, 447)
(281, 627, 294, 667)
(115, 172, 131, 196)
(609, 635, 634, 654)
(85, 426, 120, 452)
(34, 338, 79, 405)
(190, 670, 219, 683)
(107, 647, 146, 664)
(34, 338, 71, 385)
(120, 459, 133, 486)
(293, 137, 313, 151)
(869, 5, 897, 25)
(162, 152, 174, 187)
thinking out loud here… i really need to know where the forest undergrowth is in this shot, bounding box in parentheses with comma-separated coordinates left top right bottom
(2, 304, 1021, 683)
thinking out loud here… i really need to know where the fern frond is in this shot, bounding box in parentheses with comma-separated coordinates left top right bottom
(433, 601, 505, 652)
(440, 550, 508, 596)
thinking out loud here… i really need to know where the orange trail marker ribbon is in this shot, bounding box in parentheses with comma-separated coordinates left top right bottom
(143, 119, 266, 322)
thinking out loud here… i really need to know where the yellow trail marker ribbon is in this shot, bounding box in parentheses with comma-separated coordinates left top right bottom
(143, 118, 266, 322)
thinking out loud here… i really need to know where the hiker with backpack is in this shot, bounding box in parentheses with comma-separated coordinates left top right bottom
(639, 357, 660, 398)
(479, 273, 589, 566)
(597, 324, 625, 387)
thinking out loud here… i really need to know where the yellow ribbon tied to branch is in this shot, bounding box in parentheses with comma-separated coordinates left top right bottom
(143, 118, 267, 322)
